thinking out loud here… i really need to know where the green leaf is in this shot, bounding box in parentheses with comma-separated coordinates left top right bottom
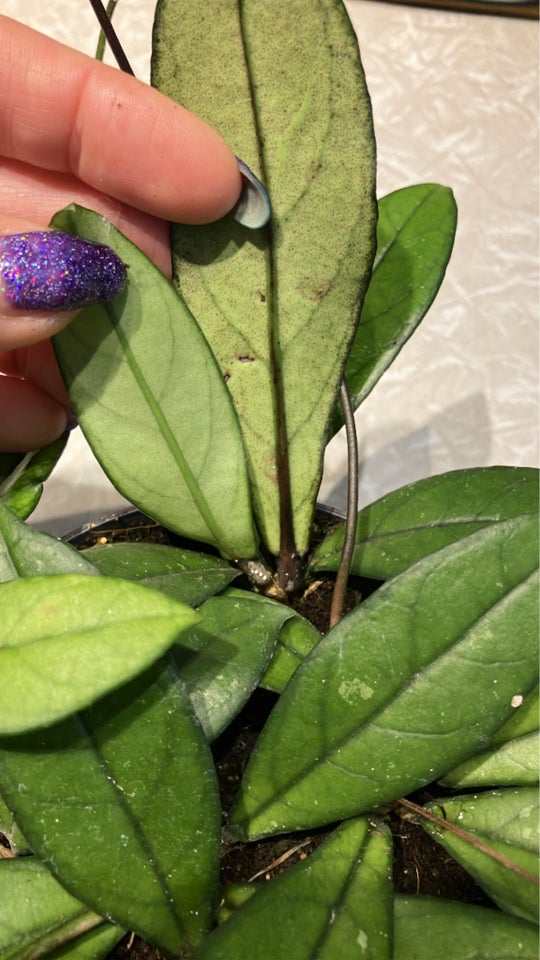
(0, 792, 30, 856)
(0, 502, 98, 582)
(52, 205, 257, 560)
(393, 895, 539, 959)
(490, 684, 539, 745)
(231, 515, 539, 838)
(0, 660, 220, 955)
(0, 435, 68, 520)
(332, 184, 457, 433)
(192, 819, 392, 959)
(311, 467, 539, 580)
(152, 0, 377, 557)
(46, 923, 124, 960)
(422, 788, 539, 923)
(0, 858, 122, 960)
(261, 613, 322, 694)
(175, 594, 294, 740)
(439, 731, 539, 788)
(0, 575, 200, 733)
(83, 542, 239, 605)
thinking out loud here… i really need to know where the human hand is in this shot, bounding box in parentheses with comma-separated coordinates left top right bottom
(0, 15, 241, 453)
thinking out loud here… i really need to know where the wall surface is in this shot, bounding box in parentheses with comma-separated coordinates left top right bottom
(3, 0, 538, 534)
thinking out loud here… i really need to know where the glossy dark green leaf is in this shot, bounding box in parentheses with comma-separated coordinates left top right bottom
(261, 613, 322, 694)
(0, 502, 98, 582)
(0, 858, 121, 960)
(332, 184, 456, 433)
(393, 895, 538, 959)
(231, 515, 538, 838)
(311, 467, 538, 580)
(175, 594, 293, 740)
(152, 0, 377, 557)
(192, 819, 392, 959)
(83, 541, 238, 605)
(0, 660, 220, 955)
(442, 684, 540, 787)
(423, 788, 539, 923)
(0, 575, 200, 733)
(46, 923, 124, 960)
(52, 205, 257, 560)
(0, 857, 118, 960)
(0, 435, 68, 520)
(489, 684, 539, 745)
(440, 731, 539, 788)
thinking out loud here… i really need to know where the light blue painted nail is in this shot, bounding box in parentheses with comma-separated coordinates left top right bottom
(232, 158, 271, 229)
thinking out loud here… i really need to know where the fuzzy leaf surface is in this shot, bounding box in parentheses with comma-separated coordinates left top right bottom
(311, 467, 538, 579)
(423, 788, 539, 923)
(0, 435, 67, 520)
(83, 542, 239, 605)
(152, 0, 377, 556)
(0, 575, 200, 733)
(0, 661, 220, 955)
(232, 515, 539, 837)
(0, 859, 122, 960)
(52, 205, 257, 560)
(192, 819, 392, 959)
(393, 896, 538, 959)
(0, 502, 98, 582)
(331, 184, 456, 433)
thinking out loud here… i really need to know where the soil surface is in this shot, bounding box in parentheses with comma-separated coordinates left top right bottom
(65, 509, 493, 959)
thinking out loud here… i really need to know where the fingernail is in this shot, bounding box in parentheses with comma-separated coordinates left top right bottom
(0, 231, 127, 311)
(232, 158, 272, 229)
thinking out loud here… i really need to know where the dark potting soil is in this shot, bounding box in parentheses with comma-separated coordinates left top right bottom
(63, 510, 494, 959)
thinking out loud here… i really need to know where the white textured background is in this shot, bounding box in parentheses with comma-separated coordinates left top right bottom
(3, 0, 538, 534)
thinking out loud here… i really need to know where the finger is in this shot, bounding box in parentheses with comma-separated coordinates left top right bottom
(0, 158, 172, 276)
(0, 217, 125, 350)
(0, 341, 70, 406)
(1, 16, 242, 224)
(0, 373, 69, 452)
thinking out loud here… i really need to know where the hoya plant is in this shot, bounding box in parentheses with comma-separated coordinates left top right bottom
(0, 0, 538, 958)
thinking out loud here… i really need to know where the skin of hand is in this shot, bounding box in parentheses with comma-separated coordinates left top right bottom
(0, 15, 242, 453)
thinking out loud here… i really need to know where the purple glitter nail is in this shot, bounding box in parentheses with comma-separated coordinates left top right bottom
(0, 231, 127, 311)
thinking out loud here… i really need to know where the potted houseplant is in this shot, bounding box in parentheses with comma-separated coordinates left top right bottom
(0, 0, 538, 957)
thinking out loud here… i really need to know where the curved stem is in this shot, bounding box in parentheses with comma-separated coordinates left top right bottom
(88, 0, 135, 74)
(398, 796, 540, 885)
(329, 377, 358, 629)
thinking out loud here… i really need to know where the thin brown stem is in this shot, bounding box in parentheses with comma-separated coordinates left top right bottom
(397, 796, 539, 885)
(329, 378, 358, 629)
(88, 0, 135, 74)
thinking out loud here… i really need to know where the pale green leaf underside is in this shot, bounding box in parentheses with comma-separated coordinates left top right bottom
(52, 205, 257, 560)
(423, 788, 539, 923)
(393, 896, 539, 959)
(232, 515, 539, 837)
(0, 661, 220, 955)
(311, 466, 539, 579)
(0, 574, 200, 733)
(152, 0, 377, 555)
(192, 819, 392, 960)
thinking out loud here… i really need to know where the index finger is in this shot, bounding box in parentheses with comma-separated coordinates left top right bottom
(0, 16, 242, 224)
